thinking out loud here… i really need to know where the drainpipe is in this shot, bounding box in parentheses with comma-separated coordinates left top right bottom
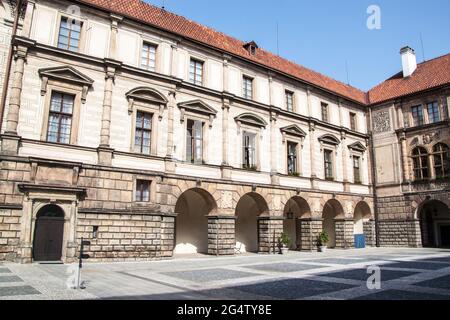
(0, 0, 23, 133)
(368, 108, 380, 247)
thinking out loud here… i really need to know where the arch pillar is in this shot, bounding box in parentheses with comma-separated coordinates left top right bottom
(207, 215, 235, 256)
(363, 219, 376, 247)
(258, 216, 283, 254)
(297, 217, 322, 251)
(335, 218, 355, 249)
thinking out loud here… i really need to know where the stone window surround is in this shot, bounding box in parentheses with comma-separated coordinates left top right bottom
(236, 123, 263, 171)
(402, 95, 446, 128)
(40, 83, 83, 146)
(138, 39, 161, 73)
(130, 103, 159, 156)
(188, 53, 207, 86)
(242, 73, 255, 100)
(348, 141, 367, 184)
(409, 142, 450, 180)
(319, 134, 340, 181)
(280, 125, 306, 176)
(178, 102, 217, 164)
(53, 11, 87, 54)
(285, 89, 295, 112)
(132, 176, 157, 204)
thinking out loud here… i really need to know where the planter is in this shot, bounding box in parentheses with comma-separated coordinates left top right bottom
(318, 245, 327, 252)
(280, 246, 289, 255)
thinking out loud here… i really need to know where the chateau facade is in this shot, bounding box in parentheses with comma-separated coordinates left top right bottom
(0, 0, 448, 263)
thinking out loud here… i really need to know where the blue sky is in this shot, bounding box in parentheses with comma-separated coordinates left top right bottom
(145, 0, 450, 91)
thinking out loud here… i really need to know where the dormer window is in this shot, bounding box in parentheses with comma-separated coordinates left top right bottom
(243, 41, 258, 55)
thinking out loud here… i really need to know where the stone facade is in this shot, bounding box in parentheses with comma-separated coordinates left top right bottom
(1, 0, 448, 264)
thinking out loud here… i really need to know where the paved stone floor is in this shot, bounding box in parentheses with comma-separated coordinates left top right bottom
(1, 247, 450, 300)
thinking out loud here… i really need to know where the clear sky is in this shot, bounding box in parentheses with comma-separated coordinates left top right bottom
(144, 0, 450, 91)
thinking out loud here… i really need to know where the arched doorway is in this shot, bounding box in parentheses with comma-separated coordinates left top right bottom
(322, 199, 344, 248)
(174, 188, 217, 254)
(33, 204, 65, 262)
(235, 192, 268, 253)
(283, 196, 310, 250)
(354, 201, 372, 248)
(419, 200, 450, 248)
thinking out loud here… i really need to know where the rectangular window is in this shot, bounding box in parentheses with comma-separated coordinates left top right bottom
(321, 103, 329, 122)
(243, 131, 256, 169)
(411, 105, 424, 126)
(350, 112, 357, 131)
(324, 149, 333, 180)
(134, 111, 152, 154)
(286, 91, 294, 112)
(243, 76, 253, 100)
(186, 119, 203, 164)
(189, 59, 203, 85)
(141, 42, 157, 72)
(135, 180, 150, 202)
(47, 92, 74, 144)
(287, 142, 298, 175)
(427, 101, 440, 124)
(353, 156, 361, 184)
(58, 17, 82, 52)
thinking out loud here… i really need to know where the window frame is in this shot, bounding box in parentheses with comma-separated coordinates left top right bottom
(285, 90, 295, 112)
(46, 91, 75, 144)
(134, 110, 153, 155)
(286, 141, 299, 175)
(426, 101, 441, 124)
(352, 155, 361, 184)
(323, 148, 334, 180)
(134, 179, 151, 202)
(432, 143, 450, 179)
(321, 102, 329, 123)
(411, 105, 424, 127)
(242, 75, 254, 100)
(40, 85, 82, 145)
(349, 112, 357, 131)
(186, 119, 205, 164)
(55, 15, 85, 53)
(130, 103, 159, 156)
(242, 130, 257, 170)
(140, 42, 158, 72)
(189, 58, 204, 86)
(412, 147, 430, 181)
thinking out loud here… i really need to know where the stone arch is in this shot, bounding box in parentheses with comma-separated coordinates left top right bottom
(235, 192, 269, 253)
(322, 199, 345, 248)
(283, 196, 311, 250)
(174, 188, 218, 254)
(416, 197, 450, 248)
(33, 204, 66, 262)
(353, 201, 373, 247)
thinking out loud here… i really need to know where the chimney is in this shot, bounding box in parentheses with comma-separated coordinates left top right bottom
(400, 46, 417, 77)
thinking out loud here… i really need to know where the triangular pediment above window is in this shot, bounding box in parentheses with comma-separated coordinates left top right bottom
(126, 87, 168, 105)
(234, 113, 267, 128)
(318, 134, 340, 146)
(280, 125, 307, 138)
(38, 66, 94, 87)
(177, 100, 218, 116)
(348, 141, 366, 152)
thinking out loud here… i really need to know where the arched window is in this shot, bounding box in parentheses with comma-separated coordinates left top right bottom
(433, 143, 450, 178)
(412, 147, 429, 180)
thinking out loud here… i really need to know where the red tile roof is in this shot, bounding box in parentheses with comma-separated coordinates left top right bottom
(76, 0, 368, 104)
(368, 53, 450, 104)
(75, 0, 450, 106)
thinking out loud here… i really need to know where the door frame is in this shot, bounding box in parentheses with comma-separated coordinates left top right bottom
(32, 206, 65, 261)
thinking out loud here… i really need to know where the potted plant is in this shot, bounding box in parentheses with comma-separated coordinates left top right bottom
(318, 231, 329, 252)
(279, 232, 291, 254)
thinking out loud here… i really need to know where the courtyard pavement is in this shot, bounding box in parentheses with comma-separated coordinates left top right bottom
(1, 247, 450, 300)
